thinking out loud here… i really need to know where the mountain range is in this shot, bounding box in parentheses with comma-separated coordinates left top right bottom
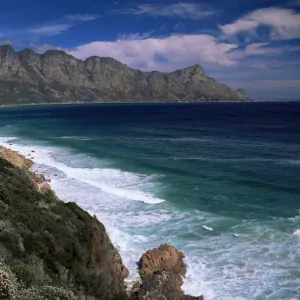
(0, 45, 247, 105)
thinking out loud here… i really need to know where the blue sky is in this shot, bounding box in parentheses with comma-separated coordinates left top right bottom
(1, 0, 300, 100)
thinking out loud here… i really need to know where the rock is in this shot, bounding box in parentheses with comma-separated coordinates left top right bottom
(0, 146, 33, 169)
(89, 217, 127, 298)
(136, 245, 204, 300)
(139, 244, 186, 279)
(0, 45, 247, 105)
(113, 248, 129, 279)
(128, 280, 141, 300)
(138, 271, 204, 300)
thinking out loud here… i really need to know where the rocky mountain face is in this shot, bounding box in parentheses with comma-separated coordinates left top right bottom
(0, 45, 246, 104)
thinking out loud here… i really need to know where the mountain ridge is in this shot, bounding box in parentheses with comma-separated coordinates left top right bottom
(0, 45, 247, 104)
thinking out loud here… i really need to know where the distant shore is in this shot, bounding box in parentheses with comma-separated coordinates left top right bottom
(0, 99, 290, 110)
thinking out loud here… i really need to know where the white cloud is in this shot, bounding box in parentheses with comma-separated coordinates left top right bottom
(27, 14, 100, 37)
(65, 14, 100, 21)
(220, 8, 300, 40)
(118, 32, 153, 40)
(0, 40, 22, 46)
(28, 43, 60, 53)
(65, 34, 238, 71)
(122, 2, 219, 20)
(244, 43, 300, 56)
(28, 24, 73, 36)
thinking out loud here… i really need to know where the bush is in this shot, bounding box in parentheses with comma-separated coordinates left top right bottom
(10, 262, 35, 287)
(0, 184, 11, 205)
(14, 285, 77, 300)
(0, 260, 18, 299)
(0, 229, 23, 258)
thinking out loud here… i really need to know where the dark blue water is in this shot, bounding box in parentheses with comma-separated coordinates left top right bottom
(0, 103, 300, 299)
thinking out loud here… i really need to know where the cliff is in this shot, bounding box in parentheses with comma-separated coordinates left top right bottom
(0, 45, 246, 105)
(0, 150, 127, 299)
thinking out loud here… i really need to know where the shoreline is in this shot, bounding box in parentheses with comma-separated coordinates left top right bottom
(0, 141, 139, 285)
(0, 142, 205, 300)
(0, 143, 141, 290)
(0, 99, 297, 111)
(0, 99, 280, 110)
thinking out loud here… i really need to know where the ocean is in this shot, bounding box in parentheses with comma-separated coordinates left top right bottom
(0, 102, 299, 300)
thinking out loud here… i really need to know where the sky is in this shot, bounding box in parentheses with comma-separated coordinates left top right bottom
(1, 0, 300, 100)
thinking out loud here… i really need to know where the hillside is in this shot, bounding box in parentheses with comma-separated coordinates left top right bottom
(0, 45, 247, 105)
(0, 148, 127, 299)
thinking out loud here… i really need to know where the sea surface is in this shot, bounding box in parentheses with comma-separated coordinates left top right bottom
(0, 102, 300, 300)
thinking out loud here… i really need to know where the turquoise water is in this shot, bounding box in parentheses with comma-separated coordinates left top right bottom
(0, 103, 300, 299)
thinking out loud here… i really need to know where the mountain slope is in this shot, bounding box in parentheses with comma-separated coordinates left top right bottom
(0, 45, 247, 104)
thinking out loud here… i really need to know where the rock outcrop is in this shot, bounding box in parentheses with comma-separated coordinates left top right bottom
(138, 271, 204, 300)
(132, 244, 204, 300)
(0, 146, 53, 196)
(0, 146, 33, 169)
(0, 45, 247, 105)
(90, 216, 129, 294)
(139, 244, 186, 279)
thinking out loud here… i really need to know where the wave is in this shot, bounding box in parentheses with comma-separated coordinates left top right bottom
(293, 229, 300, 237)
(170, 156, 278, 162)
(202, 225, 214, 231)
(279, 160, 300, 167)
(52, 136, 96, 141)
(0, 139, 164, 205)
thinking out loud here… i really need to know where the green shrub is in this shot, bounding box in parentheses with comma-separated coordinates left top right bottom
(0, 184, 11, 205)
(0, 230, 23, 258)
(10, 262, 35, 287)
(0, 260, 18, 299)
(14, 285, 77, 300)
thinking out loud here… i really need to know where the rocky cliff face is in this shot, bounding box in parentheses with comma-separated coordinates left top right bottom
(0, 45, 246, 104)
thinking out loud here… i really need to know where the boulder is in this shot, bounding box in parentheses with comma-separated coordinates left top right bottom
(136, 245, 204, 300)
(139, 244, 186, 279)
(138, 271, 204, 300)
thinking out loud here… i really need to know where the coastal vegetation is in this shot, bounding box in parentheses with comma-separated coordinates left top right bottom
(0, 153, 127, 299)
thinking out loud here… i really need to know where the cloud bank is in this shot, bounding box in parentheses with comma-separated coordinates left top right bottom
(66, 34, 238, 71)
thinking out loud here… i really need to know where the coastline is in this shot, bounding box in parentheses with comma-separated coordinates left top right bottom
(0, 143, 134, 282)
(0, 99, 297, 111)
(0, 143, 204, 300)
(0, 99, 255, 110)
(0, 144, 129, 299)
(1, 103, 300, 299)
